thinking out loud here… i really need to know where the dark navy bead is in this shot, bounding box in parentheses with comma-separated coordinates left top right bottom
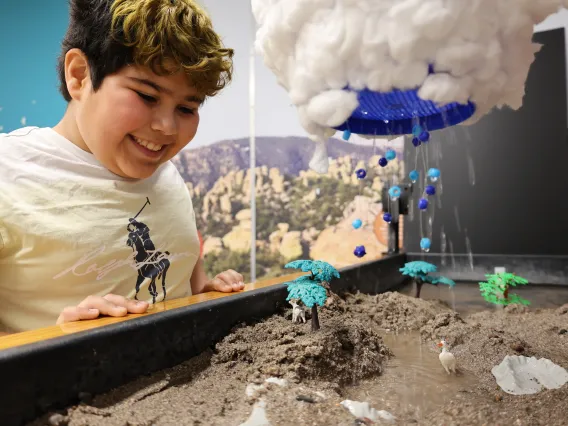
(354, 245, 367, 258)
(425, 185, 436, 196)
(419, 130, 430, 142)
(356, 168, 367, 179)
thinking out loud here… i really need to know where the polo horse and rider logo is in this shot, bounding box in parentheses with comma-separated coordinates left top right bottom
(126, 198, 171, 303)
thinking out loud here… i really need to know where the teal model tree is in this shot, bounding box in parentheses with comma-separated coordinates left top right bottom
(479, 272, 530, 306)
(285, 260, 340, 331)
(399, 261, 455, 298)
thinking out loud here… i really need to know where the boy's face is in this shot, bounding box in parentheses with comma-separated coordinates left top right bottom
(70, 54, 203, 179)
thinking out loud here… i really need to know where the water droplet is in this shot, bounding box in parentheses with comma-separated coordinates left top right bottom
(467, 154, 476, 186)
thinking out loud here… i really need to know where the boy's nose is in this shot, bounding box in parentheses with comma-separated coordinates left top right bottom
(151, 111, 178, 136)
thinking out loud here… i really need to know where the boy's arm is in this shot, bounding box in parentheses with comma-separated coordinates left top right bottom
(190, 258, 245, 295)
(190, 257, 211, 294)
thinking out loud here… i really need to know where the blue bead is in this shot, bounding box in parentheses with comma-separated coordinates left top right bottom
(412, 124, 423, 137)
(425, 185, 436, 196)
(383, 213, 392, 223)
(427, 168, 441, 178)
(378, 157, 388, 167)
(388, 186, 401, 199)
(385, 149, 396, 161)
(419, 130, 430, 142)
(343, 129, 351, 141)
(356, 168, 367, 179)
(354, 245, 367, 258)
(418, 198, 429, 210)
(420, 238, 431, 250)
(412, 137, 421, 147)
(409, 170, 419, 182)
(352, 219, 363, 229)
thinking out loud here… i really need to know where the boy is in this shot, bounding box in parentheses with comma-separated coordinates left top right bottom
(0, 0, 244, 334)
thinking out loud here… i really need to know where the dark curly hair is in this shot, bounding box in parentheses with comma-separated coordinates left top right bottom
(57, 0, 234, 101)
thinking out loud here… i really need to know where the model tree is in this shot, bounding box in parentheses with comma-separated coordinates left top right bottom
(479, 272, 530, 306)
(285, 260, 340, 331)
(399, 261, 455, 298)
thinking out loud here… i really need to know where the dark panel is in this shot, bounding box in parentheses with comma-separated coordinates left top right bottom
(406, 253, 568, 285)
(404, 28, 568, 257)
(0, 254, 408, 426)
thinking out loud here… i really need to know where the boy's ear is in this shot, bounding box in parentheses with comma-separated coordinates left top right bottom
(64, 48, 91, 101)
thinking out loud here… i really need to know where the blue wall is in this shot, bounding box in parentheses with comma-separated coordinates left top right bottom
(0, 1, 69, 133)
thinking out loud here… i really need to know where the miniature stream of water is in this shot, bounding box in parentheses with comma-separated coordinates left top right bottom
(344, 284, 568, 422)
(345, 331, 474, 422)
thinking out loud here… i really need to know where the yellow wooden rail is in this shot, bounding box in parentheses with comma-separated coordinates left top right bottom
(0, 272, 303, 351)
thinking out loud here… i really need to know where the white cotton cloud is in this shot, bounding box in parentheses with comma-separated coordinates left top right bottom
(252, 0, 566, 139)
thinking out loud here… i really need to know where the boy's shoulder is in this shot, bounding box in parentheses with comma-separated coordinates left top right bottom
(0, 126, 42, 141)
(0, 126, 53, 153)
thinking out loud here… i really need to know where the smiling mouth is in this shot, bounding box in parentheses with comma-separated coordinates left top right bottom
(129, 134, 165, 152)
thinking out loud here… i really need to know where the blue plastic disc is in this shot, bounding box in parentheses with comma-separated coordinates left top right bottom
(334, 88, 476, 136)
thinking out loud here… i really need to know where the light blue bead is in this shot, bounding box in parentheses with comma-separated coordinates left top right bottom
(352, 219, 363, 229)
(343, 129, 351, 140)
(388, 186, 402, 199)
(420, 238, 431, 251)
(409, 170, 419, 182)
(385, 149, 396, 161)
(412, 124, 423, 137)
(427, 168, 441, 178)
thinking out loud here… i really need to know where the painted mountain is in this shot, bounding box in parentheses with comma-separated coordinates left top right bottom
(172, 135, 406, 282)
(172, 136, 404, 192)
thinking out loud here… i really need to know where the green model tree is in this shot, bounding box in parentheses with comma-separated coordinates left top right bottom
(285, 260, 340, 331)
(399, 261, 455, 298)
(479, 272, 530, 306)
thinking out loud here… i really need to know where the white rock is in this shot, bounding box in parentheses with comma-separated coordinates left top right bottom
(492, 355, 568, 395)
(264, 377, 287, 387)
(340, 399, 396, 423)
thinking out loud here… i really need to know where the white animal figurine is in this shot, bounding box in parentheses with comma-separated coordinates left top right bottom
(289, 299, 306, 323)
(438, 339, 457, 375)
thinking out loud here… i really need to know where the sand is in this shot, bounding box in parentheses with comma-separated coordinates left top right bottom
(33, 291, 568, 426)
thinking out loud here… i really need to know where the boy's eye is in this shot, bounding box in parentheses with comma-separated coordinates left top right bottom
(178, 106, 195, 115)
(136, 92, 157, 103)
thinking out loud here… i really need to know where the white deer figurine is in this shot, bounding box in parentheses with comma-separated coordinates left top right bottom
(289, 299, 306, 323)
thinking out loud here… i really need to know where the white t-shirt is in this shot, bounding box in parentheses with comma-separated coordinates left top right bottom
(0, 127, 200, 332)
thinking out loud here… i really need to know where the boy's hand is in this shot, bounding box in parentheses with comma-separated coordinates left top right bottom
(205, 269, 245, 293)
(56, 294, 149, 325)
